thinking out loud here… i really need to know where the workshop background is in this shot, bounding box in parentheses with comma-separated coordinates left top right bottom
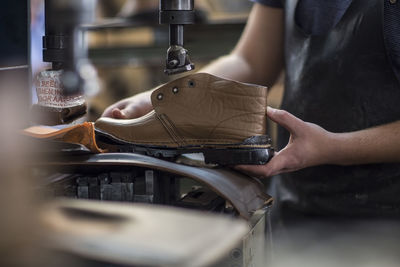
(23, 1, 281, 266)
(0, 0, 398, 267)
(31, 0, 284, 140)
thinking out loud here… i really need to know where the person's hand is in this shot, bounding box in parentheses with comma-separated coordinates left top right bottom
(236, 107, 337, 178)
(101, 90, 153, 119)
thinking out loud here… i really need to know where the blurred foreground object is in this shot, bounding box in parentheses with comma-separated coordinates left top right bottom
(42, 199, 248, 267)
(0, 4, 64, 263)
(271, 219, 400, 267)
(0, 70, 43, 267)
(28, 149, 273, 266)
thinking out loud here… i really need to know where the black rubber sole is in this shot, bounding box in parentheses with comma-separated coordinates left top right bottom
(95, 130, 274, 165)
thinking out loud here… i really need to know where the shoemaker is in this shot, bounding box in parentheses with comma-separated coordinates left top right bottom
(103, 0, 400, 220)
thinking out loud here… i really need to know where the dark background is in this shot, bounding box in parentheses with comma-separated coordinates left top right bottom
(0, 0, 29, 68)
(0, 0, 30, 125)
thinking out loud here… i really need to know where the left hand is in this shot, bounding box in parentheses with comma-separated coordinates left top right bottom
(236, 107, 337, 178)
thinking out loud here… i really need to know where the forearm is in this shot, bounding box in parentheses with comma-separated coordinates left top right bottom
(330, 121, 400, 165)
(200, 4, 284, 86)
(199, 54, 255, 83)
(236, 109, 400, 178)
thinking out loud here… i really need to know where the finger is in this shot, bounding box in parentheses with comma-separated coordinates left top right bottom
(101, 107, 114, 118)
(234, 165, 265, 177)
(111, 108, 127, 119)
(263, 155, 288, 176)
(121, 102, 154, 119)
(102, 102, 128, 118)
(118, 105, 141, 119)
(267, 106, 303, 133)
(235, 164, 274, 178)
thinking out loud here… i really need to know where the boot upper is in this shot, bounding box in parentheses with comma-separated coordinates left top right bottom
(95, 73, 268, 147)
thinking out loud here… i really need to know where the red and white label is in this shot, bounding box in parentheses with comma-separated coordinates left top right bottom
(35, 70, 85, 108)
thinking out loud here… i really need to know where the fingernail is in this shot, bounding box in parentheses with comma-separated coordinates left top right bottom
(267, 106, 277, 115)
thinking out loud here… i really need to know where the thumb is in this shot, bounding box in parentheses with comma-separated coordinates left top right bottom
(113, 104, 141, 119)
(267, 107, 303, 134)
(261, 153, 288, 176)
(235, 152, 288, 178)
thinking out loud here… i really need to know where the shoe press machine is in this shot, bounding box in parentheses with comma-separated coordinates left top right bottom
(13, 0, 273, 266)
(42, 0, 196, 98)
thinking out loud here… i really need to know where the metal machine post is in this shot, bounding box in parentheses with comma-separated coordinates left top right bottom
(159, 0, 195, 75)
(43, 0, 98, 95)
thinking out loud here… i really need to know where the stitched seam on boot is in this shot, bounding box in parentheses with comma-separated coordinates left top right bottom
(207, 112, 267, 139)
(111, 139, 271, 147)
(116, 139, 237, 144)
(156, 113, 187, 146)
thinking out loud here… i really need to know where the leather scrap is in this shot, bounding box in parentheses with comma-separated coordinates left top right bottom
(22, 122, 104, 153)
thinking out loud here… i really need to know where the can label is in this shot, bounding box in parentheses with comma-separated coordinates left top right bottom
(35, 70, 85, 108)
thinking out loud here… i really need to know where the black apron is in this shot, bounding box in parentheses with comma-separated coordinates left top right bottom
(277, 0, 400, 218)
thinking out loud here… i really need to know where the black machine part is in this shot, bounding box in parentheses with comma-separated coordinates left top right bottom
(159, 0, 195, 75)
(30, 152, 272, 220)
(43, 0, 98, 96)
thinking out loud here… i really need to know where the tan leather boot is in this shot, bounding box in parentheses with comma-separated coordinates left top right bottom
(95, 73, 273, 165)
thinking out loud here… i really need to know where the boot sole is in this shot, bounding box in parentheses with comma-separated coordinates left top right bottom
(95, 129, 274, 165)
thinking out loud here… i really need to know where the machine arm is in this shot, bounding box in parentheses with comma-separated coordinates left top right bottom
(42, 0, 195, 97)
(43, 0, 98, 96)
(159, 0, 195, 75)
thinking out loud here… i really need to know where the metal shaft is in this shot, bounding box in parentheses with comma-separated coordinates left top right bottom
(43, 0, 97, 95)
(169, 25, 184, 46)
(159, 0, 195, 75)
(160, 0, 194, 11)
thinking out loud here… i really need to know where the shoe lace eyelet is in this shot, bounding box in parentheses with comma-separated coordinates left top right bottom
(188, 80, 195, 88)
(172, 87, 179, 94)
(157, 93, 164, 100)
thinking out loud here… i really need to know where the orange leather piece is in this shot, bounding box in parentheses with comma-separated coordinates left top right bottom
(23, 122, 104, 153)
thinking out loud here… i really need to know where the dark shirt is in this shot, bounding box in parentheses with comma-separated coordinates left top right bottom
(251, 0, 400, 83)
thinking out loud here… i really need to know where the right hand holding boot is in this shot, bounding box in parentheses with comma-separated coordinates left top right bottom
(101, 90, 153, 119)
